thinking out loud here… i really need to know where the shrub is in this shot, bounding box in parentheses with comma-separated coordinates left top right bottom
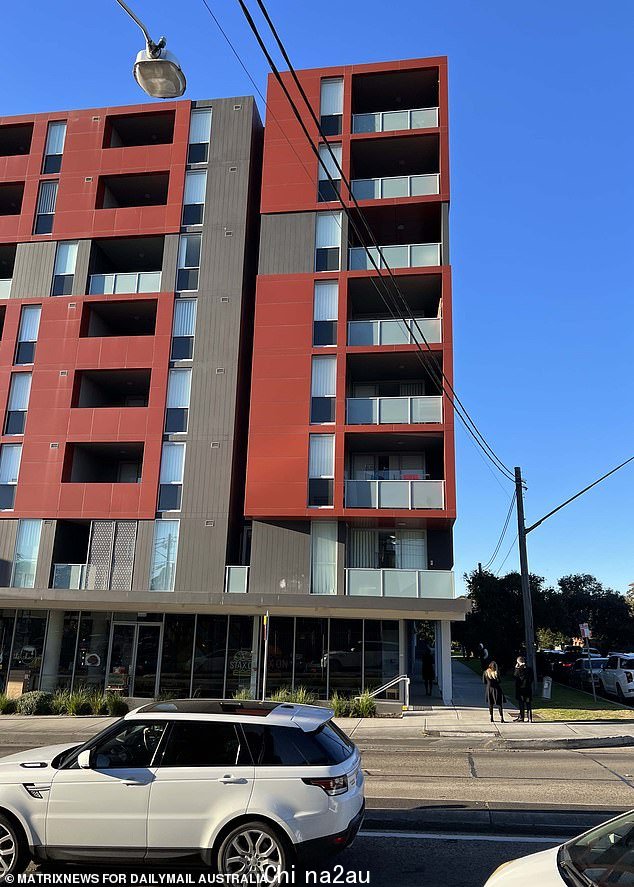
(51, 689, 71, 715)
(270, 687, 291, 702)
(233, 687, 254, 700)
(103, 693, 128, 717)
(350, 691, 377, 718)
(66, 689, 93, 716)
(329, 691, 352, 717)
(0, 694, 17, 715)
(291, 686, 317, 705)
(16, 691, 54, 716)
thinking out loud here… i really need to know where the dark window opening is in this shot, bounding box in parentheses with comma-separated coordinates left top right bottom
(311, 397, 335, 424)
(63, 442, 144, 483)
(0, 306, 6, 338)
(313, 320, 337, 347)
(0, 244, 16, 290)
(0, 183, 25, 216)
(81, 299, 157, 338)
(182, 203, 203, 226)
(171, 336, 193, 360)
(315, 248, 340, 273)
(318, 179, 341, 203)
(0, 486, 16, 510)
(97, 173, 169, 209)
(4, 412, 26, 435)
(176, 269, 199, 292)
(0, 123, 33, 157)
(165, 408, 188, 433)
(72, 369, 151, 408)
(43, 154, 62, 175)
(187, 143, 208, 164)
(52, 274, 73, 296)
(104, 111, 175, 148)
(158, 484, 182, 511)
(308, 478, 333, 508)
(34, 214, 53, 235)
(320, 115, 342, 137)
(15, 342, 35, 365)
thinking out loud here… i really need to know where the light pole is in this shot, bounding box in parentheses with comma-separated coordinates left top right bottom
(115, 0, 186, 98)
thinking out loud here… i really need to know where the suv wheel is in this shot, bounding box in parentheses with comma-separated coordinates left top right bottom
(218, 821, 291, 881)
(616, 684, 626, 703)
(0, 814, 30, 877)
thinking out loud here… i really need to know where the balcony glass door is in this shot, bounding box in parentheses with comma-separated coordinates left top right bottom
(107, 622, 162, 697)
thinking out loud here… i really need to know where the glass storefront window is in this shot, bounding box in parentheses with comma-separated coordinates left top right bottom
(260, 617, 294, 695)
(40, 610, 80, 691)
(8, 610, 47, 695)
(294, 617, 328, 698)
(192, 614, 228, 698)
(0, 610, 16, 694)
(159, 614, 195, 698)
(225, 615, 255, 698)
(363, 620, 399, 692)
(74, 612, 112, 691)
(328, 619, 363, 695)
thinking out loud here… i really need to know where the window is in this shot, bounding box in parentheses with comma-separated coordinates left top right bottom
(317, 143, 342, 202)
(320, 78, 344, 137)
(188, 108, 212, 163)
(0, 444, 22, 510)
(51, 241, 78, 296)
(5, 372, 31, 435)
(176, 234, 201, 291)
(42, 121, 67, 174)
(182, 170, 206, 226)
(171, 299, 197, 360)
(149, 520, 180, 591)
(15, 305, 41, 364)
(308, 434, 334, 507)
(158, 442, 185, 511)
(82, 721, 167, 770)
(242, 723, 353, 767)
(11, 519, 42, 588)
(311, 521, 337, 595)
(313, 281, 338, 346)
(315, 212, 341, 272)
(160, 722, 243, 767)
(34, 180, 58, 234)
(165, 368, 192, 433)
(311, 355, 336, 423)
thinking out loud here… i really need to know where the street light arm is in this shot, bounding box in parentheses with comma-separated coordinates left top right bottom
(525, 455, 634, 535)
(115, 0, 166, 57)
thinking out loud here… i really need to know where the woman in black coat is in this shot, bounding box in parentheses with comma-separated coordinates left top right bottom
(482, 661, 505, 723)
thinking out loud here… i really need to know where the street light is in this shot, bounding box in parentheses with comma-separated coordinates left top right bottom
(115, 0, 186, 98)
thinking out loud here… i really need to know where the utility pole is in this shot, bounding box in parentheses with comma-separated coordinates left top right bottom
(515, 467, 536, 679)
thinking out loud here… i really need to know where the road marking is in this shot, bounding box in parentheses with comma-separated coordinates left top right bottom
(358, 830, 559, 844)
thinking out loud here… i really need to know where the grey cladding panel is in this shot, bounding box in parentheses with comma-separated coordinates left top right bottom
(72, 240, 92, 297)
(162, 235, 179, 292)
(11, 242, 57, 299)
(250, 521, 311, 595)
(131, 520, 154, 592)
(173, 517, 226, 595)
(34, 520, 56, 589)
(258, 213, 315, 276)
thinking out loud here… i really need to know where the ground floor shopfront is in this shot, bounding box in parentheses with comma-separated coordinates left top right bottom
(0, 608, 454, 703)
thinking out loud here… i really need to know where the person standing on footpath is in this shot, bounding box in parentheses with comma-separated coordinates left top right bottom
(421, 641, 435, 696)
(513, 655, 534, 722)
(483, 661, 505, 723)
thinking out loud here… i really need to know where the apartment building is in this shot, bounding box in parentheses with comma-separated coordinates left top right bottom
(0, 57, 468, 704)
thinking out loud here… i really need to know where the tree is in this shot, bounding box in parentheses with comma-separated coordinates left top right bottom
(536, 627, 567, 650)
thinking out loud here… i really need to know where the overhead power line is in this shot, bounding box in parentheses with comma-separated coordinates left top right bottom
(483, 491, 516, 570)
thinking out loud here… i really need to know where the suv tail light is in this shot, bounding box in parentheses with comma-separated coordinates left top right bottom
(302, 775, 348, 796)
(625, 671, 633, 684)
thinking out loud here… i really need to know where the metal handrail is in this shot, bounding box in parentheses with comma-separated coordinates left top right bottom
(358, 673, 410, 709)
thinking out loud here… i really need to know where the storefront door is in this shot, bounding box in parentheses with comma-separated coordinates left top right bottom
(106, 622, 162, 697)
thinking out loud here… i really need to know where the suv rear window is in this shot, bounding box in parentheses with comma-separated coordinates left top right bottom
(159, 721, 246, 767)
(243, 721, 354, 766)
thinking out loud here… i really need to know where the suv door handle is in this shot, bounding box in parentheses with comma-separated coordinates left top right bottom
(218, 775, 247, 784)
(124, 780, 147, 786)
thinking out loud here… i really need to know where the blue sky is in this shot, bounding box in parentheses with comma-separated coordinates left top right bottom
(4, 1, 633, 593)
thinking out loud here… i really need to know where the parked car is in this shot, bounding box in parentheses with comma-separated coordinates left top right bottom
(570, 657, 608, 689)
(598, 652, 634, 702)
(321, 639, 399, 673)
(485, 807, 634, 885)
(552, 648, 599, 684)
(0, 698, 364, 877)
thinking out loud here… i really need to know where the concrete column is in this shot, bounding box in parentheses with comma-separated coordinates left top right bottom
(40, 610, 64, 691)
(250, 616, 260, 699)
(398, 619, 407, 705)
(439, 620, 453, 704)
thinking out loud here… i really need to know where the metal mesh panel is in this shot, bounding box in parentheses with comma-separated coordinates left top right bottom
(110, 521, 137, 591)
(87, 521, 115, 591)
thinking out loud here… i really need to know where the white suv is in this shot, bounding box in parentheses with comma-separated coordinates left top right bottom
(0, 699, 364, 878)
(599, 652, 634, 702)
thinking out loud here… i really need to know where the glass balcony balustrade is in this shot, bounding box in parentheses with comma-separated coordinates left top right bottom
(351, 173, 439, 201)
(0, 279, 11, 298)
(345, 478, 445, 509)
(52, 563, 98, 590)
(348, 317, 441, 346)
(346, 395, 442, 425)
(88, 270, 161, 295)
(346, 567, 454, 598)
(352, 107, 439, 134)
(349, 243, 441, 270)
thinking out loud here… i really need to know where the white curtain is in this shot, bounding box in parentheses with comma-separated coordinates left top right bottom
(53, 241, 78, 276)
(311, 521, 337, 595)
(309, 435, 334, 477)
(320, 78, 343, 116)
(314, 281, 338, 321)
(348, 528, 376, 568)
(318, 143, 342, 180)
(173, 299, 197, 337)
(396, 530, 426, 569)
(37, 181, 58, 214)
(178, 234, 201, 269)
(0, 444, 22, 483)
(12, 519, 42, 588)
(19, 306, 41, 342)
(45, 122, 66, 156)
(159, 443, 185, 484)
(311, 356, 336, 397)
(167, 369, 192, 408)
(184, 170, 207, 204)
(188, 108, 212, 144)
(8, 373, 31, 410)
(315, 212, 341, 249)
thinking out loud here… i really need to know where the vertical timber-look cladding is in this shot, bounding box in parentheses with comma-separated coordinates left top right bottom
(176, 98, 263, 595)
(10, 242, 57, 299)
(0, 520, 18, 586)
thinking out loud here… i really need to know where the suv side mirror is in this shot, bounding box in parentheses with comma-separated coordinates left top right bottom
(77, 749, 92, 769)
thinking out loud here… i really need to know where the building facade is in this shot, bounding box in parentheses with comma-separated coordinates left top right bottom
(0, 57, 468, 704)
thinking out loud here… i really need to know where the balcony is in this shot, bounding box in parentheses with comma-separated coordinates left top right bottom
(225, 565, 250, 593)
(348, 317, 441, 347)
(349, 242, 440, 270)
(0, 123, 33, 157)
(353, 107, 438, 134)
(52, 563, 97, 590)
(347, 395, 442, 425)
(346, 567, 454, 599)
(89, 271, 161, 295)
(351, 173, 439, 201)
(97, 173, 169, 209)
(81, 298, 157, 338)
(104, 111, 175, 148)
(72, 369, 151, 408)
(345, 479, 445, 509)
